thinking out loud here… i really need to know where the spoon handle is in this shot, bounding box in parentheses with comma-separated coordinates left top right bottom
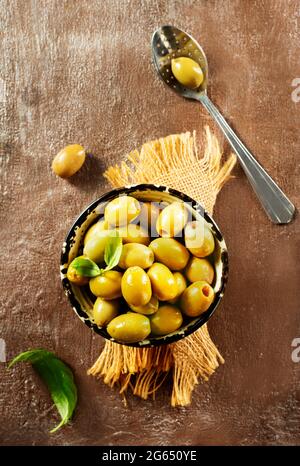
(198, 93, 295, 224)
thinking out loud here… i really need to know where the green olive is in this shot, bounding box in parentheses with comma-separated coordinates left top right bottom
(93, 298, 120, 326)
(156, 201, 188, 237)
(168, 272, 187, 304)
(118, 243, 154, 269)
(121, 266, 152, 306)
(83, 230, 112, 264)
(67, 257, 89, 286)
(118, 224, 150, 246)
(150, 305, 183, 336)
(171, 57, 204, 89)
(147, 263, 178, 301)
(184, 221, 215, 257)
(185, 257, 214, 284)
(107, 312, 151, 343)
(138, 202, 160, 229)
(89, 270, 122, 299)
(149, 238, 189, 270)
(180, 281, 215, 317)
(52, 144, 86, 178)
(129, 295, 159, 315)
(84, 219, 108, 246)
(105, 195, 141, 227)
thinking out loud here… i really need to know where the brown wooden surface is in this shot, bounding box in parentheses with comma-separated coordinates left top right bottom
(1, 0, 300, 446)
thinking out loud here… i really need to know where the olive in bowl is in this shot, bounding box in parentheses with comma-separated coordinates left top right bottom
(60, 184, 228, 347)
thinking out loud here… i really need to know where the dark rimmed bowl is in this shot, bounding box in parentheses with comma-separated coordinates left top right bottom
(60, 184, 228, 347)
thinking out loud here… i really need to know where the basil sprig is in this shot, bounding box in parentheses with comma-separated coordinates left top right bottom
(70, 230, 123, 278)
(8, 349, 77, 433)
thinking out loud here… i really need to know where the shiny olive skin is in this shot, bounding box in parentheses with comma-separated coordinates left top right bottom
(105, 195, 141, 227)
(118, 224, 150, 246)
(185, 257, 214, 284)
(149, 238, 190, 271)
(147, 263, 178, 301)
(150, 305, 183, 336)
(93, 298, 120, 326)
(168, 272, 187, 304)
(118, 243, 154, 269)
(129, 295, 159, 315)
(121, 266, 152, 306)
(83, 230, 112, 263)
(156, 201, 188, 237)
(138, 202, 160, 230)
(89, 270, 122, 299)
(171, 57, 204, 89)
(52, 144, 86, 178)
(180, 281, 215, 317)
(84, 219, 108, 246)
(184, 221, 215, 257)
(107, 312, 151, 343)
(67, 258, 89, 286)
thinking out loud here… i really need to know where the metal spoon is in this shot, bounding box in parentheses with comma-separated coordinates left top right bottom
(151, 25, 295, 224)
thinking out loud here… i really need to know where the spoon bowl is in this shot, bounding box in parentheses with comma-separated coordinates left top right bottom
(152, 25, 208, 98)
(151, 25, 295, 225)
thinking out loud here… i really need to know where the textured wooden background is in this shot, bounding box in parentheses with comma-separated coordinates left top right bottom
(1, 0, 300, 445)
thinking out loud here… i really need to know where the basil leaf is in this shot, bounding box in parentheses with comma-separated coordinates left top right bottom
(8, 348, 53, 366)
(104, 231, 123, 271)
(8, 349, 77, 434)
(70, 256, 100, 277)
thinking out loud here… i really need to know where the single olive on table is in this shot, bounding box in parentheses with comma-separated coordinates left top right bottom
(65, 194, 219, 345)
(52, 144, 86, 178)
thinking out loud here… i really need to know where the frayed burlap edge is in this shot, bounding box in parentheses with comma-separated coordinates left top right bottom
(88, 126, 236, 406)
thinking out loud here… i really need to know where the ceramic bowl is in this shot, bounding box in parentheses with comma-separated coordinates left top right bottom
(60, 184, 228, 347)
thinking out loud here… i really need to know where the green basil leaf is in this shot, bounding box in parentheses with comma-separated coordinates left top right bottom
(70, 256, 100, 277)
(8, 348, 53, 367)
(8, 349, 77, 434)
(104, 230, 123, 271)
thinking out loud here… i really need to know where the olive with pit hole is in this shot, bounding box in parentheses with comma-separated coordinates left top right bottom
(67, 257, 89, 286)
(147, 263, 178, 301)
(107, 312, 151, 343)
(93, 298, 120, 326)
(149, 238, 189, 270)
(168, 272, 187, 304)
(83, 229, 112, 264)
(129, 295, 159, 315)
(156, 201, 188, 237)
(184, 221, 215, 257)
(89, 270, 122, 299)
(121, 266, 152, 307)
(171, 57, 204, 89)
(150, 305, 183, 336)
(185, 257, 214, 284)
(180, 281, 215, 317)
(84, 219, 108, 246)
(118, 243, 154, 269)
(118, 224, 150, 246)
(52, 144, 86, 178)
(105, 195, 140, 227)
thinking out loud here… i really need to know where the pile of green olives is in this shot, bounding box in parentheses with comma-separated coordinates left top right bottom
(67, 195, 216, 344)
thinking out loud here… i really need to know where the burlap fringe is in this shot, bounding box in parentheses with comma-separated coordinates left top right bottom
(88, 126, 236, 406)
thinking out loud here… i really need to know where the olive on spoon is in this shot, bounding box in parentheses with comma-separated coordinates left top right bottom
(151, 25, 295, 224)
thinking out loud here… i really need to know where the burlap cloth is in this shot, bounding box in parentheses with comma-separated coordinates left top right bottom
(88, 127, 236, 406)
